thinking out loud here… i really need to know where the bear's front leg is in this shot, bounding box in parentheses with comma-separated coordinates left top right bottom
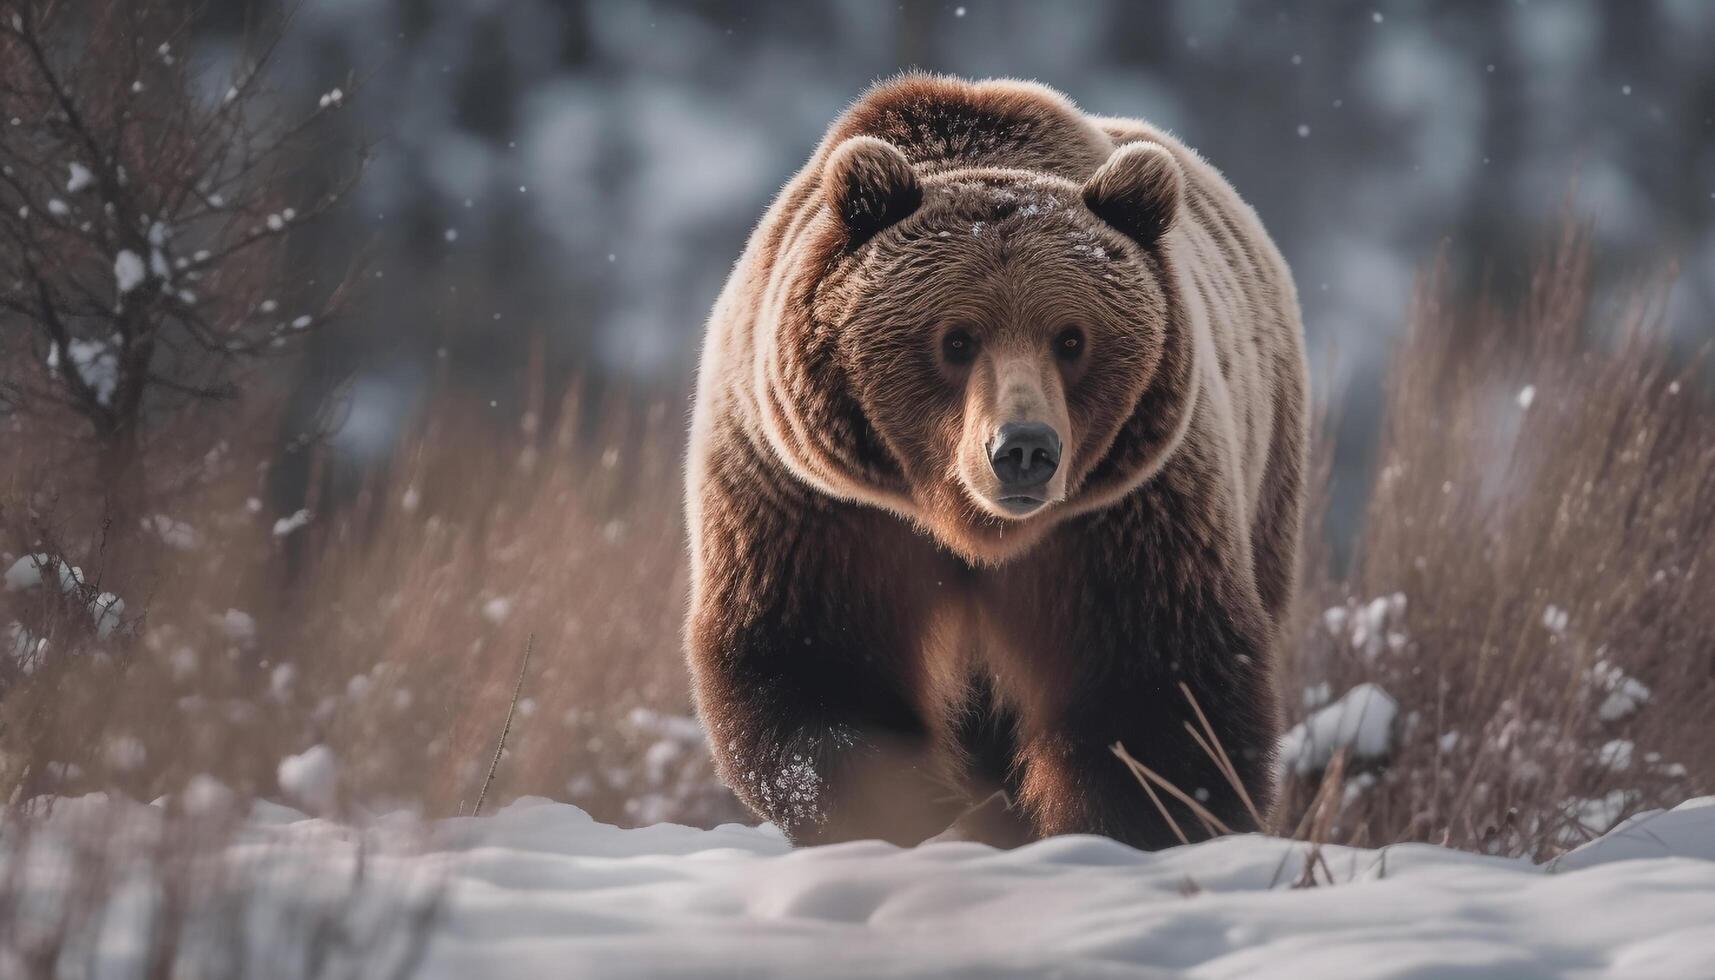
(993, 492, 1281, 851)
(689, 472, 964, 845)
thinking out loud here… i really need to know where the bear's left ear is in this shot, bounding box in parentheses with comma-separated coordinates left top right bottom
(1082, 142, 1183, 249)
(824, 136, 922, 249)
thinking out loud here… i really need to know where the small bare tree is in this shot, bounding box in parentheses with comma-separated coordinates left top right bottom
(0, 0, 364, 522)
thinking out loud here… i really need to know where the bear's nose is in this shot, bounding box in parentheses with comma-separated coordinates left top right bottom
(989, 422, 1061, 492)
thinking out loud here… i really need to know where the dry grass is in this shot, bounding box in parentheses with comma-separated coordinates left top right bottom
(1275, 224, 1715, 858)
(1, 364, 739, 830)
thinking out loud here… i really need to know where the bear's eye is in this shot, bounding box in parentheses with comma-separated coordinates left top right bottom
(941, 328, 979, 366)
(1055, 326, 1085, 360)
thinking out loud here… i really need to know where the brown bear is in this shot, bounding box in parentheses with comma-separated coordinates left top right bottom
(686, 74, 1307, 850)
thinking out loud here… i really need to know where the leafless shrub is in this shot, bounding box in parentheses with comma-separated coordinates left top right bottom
(1276, 224, 1715, 858)
(0, 0, 364, 526)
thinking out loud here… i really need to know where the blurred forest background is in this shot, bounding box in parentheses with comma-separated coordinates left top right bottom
(239, 0, 1715, 528)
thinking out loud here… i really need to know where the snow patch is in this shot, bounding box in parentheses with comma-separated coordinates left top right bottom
(481, 596, 512, 624)
(1321, 593, 1407, 660)
(1278, 682, 1399, 776)
(103, 734, 146, 772)
(145, 514, 199, 551)
(272, 509, 312, 538)
(8, 621, 46, 674)
(181, 774, 236, 816)
(277, 745, 339, 814)
(48, 336, 121, 404)
(89, 591, 124, 638)
(5, 553, 84, 593)
(219, 608, 256, 645)
(114, 249, 147, 294)
(1588, 659, 1651, 722)
(1596, 738, 1634, 772)
(8, 793, 1715, 977)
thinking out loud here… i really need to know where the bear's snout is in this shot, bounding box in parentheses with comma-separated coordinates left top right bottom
(988, 421, 1061, 512)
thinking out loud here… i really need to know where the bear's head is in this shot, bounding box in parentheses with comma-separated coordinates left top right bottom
(766, 134, 1199, 565)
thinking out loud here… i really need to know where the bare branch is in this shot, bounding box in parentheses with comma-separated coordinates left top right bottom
(0, 0, 366, 507)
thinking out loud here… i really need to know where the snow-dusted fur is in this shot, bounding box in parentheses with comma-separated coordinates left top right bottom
(687, 74, 1307, 848)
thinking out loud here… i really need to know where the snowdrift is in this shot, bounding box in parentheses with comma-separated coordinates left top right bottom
(9, 794, 1715, 978)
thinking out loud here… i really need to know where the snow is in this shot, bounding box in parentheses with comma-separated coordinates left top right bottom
(144, 514, 199, 550)
(1277, 682, 1399, 776)
(4, 553, 83, 593)
(4, 554, 121, 637)
(219, 608, 256, 644)
(1589, 660, 1651, 722)
(103, 734, 146, 772)
(1321, 593, 1407, 660)
(1596, 738, 1635, 772)
(182, 774, 235, 816)
(270, 663, 296, 701)
(113, 249, 147, 294)
(49, 337, 120, 405)
(8, 622, 45, 674)
(1542, 603, 1570, 634)
(89, 591, 124, 638)
(272, 508, 313, 537)
(626, 707, 706, 744)
(7, 793, 1715, 978)
(480, 596, 512, 624)
(1553, 797, 1715, 869)
(278, 745, 340, 814)
(66, 163, 93, 193)
(1568, 790, 1635, 838)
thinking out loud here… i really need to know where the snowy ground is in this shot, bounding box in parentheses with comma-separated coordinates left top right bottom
(12, 794, 1715, 978)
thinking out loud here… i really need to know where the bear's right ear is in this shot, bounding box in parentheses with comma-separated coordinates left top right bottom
(823, 136, 921, 249)
(1082, 141, 1183, 249)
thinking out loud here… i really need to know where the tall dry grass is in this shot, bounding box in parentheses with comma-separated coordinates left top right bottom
(1276, 225, 1715, 857)
(1, 362, 740, 830)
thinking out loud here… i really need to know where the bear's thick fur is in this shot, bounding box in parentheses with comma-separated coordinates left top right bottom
(686, 75, 1307, 849)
